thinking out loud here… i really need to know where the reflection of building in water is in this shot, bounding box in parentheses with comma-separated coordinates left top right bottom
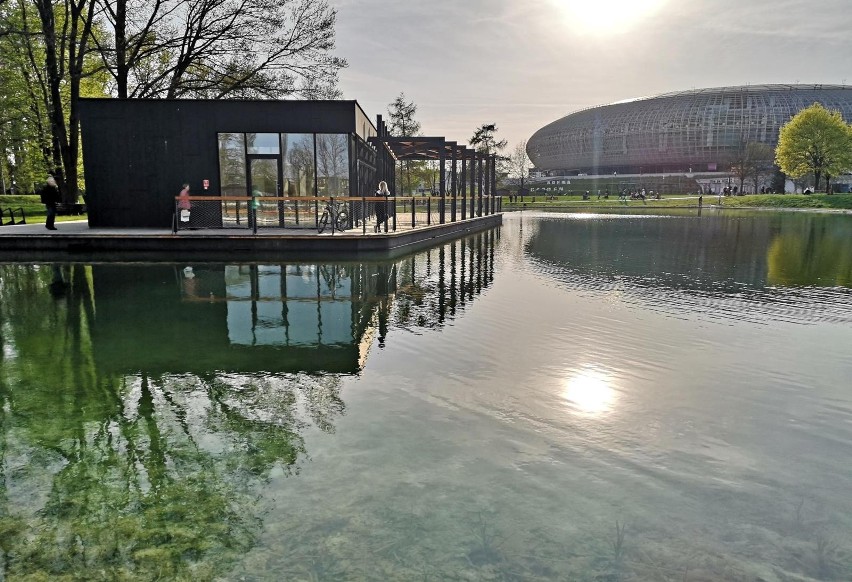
(391, 230, 498, 330)
(88, 230, 498, 375)
(224, 265, 360, 347)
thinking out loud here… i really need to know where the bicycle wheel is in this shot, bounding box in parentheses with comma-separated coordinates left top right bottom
(334, 210, 349, 231)
(317, 209, 330, 233)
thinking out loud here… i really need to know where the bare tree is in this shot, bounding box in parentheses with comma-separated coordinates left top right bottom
(93, 0, 346, 99)
(2, 0, 345, 200)
(508, 140, 530, 193)
(731, 141, 775, 194)
(316, 133, 347, 196)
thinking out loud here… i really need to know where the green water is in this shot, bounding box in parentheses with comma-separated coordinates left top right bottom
(1, 211, 851, 581)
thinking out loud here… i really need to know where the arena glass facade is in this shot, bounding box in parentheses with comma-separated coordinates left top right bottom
(527, 85, 852, 175)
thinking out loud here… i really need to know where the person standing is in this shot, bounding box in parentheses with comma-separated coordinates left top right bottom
(374, 180, 390, 232)
(39, 175, 61, 230)
(178, 183, 191, 223)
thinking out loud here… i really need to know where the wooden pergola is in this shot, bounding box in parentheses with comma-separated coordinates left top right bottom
(368, 115, 499, 222)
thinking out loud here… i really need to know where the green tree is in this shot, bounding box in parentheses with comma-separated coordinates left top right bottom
(387, 92, 422, 195)
(0, 4, 54, 194)
(412, 161, 439, 195)
(1, 0, 343, 202)
(470, 123, 508, 187)
(0, 0, 110, 201)
(469, 123, 507, 156)
(775, 103, 852, 193)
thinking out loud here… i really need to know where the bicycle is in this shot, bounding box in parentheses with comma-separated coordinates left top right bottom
(317, 198, 349, 234)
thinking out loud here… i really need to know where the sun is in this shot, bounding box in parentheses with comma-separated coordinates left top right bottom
(552, 0, 667, 33)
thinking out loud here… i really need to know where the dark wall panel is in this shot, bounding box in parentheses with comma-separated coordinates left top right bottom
(79, 99, 363, 227)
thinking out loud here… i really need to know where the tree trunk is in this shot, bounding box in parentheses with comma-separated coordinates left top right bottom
(114, 0, 128, 99)
(35, 0, 72, 198)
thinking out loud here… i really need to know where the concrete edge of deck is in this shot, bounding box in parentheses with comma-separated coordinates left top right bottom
(0, 214, 502, 262)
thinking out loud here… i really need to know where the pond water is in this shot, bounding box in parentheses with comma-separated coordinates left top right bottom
(1, 210, 851, 581)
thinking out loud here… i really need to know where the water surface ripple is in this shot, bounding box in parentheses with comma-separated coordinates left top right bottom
(0, 210, 851, 580)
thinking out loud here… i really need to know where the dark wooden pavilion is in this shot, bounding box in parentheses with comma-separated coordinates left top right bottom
(78, 98, 500, 229)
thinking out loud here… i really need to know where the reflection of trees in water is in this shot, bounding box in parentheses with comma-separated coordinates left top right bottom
(0, 265, 345, 579)
(767, 218, 852, 287)
(316, 134, 348, 197)
(528, 215, 775, 290)
(389, 230, 498, 330)
(525, 214, 852, 325)
(285, 135, 316, 196)
(0, 234, 502, 576)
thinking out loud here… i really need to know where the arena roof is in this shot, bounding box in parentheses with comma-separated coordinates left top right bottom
(528, 84, 852, 175)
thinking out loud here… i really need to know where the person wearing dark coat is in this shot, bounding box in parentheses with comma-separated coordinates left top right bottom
(39, 176, 61, 230)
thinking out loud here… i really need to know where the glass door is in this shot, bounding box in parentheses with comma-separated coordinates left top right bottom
(248, 156, 282, 227)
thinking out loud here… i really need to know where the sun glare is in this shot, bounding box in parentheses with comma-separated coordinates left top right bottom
(562, 367, 616, 416)
(552, 0, 667, 33)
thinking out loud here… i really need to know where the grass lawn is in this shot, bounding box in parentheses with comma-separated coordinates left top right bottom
(0, 195, 87, 224)
(504, 193, 852, 210)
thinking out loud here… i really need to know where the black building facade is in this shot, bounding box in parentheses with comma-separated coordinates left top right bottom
(78, 99, 393, 227)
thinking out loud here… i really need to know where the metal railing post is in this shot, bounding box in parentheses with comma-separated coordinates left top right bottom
(362, 196, 367, 235)
(411, 197, 416, 228)
(427, 197, 431, 226)
(252, 195, 258, 234)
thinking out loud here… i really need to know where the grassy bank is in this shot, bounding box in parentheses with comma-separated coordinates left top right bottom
(0, 195, 86, 224)
(6, 193, 852, 225)
(504, 193, 852, 211)
(709, 193, 852, 209)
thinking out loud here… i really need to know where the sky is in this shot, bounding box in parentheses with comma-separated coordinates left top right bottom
(333, 0, 852, 151)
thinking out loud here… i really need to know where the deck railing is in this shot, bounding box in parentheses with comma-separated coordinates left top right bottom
(173, 195, 502, 234)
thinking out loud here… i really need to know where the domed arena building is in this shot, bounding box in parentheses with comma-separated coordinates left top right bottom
(527, 84, 852, 192)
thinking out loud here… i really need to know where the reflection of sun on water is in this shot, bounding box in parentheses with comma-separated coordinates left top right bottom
(563, 368, 615, 415)
(551, 0, 667, 33)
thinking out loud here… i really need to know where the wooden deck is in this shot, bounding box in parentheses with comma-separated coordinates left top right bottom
(0, 214, 502, 261)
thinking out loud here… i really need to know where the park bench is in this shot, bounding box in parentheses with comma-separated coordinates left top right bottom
(56, 202, 87, 215)
(1, 206, 26, 225)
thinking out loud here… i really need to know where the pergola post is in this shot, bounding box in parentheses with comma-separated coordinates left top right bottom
(451, 144, 457, 222)
(439, 146, 446, 224)
(477, 154, 483, 217)
(485, 155, 491, 214)
(490, 154, 497, 214)
(470, 151, 476, 218)
(460, 150, 467, 220)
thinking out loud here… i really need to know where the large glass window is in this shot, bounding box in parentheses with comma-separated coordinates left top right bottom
(218, 133, 246, 196)
(246, 133, 280, 155)
(281, 134, 315, 196)
(316, 134, 350, 197)
(220, 132, 352, 200)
